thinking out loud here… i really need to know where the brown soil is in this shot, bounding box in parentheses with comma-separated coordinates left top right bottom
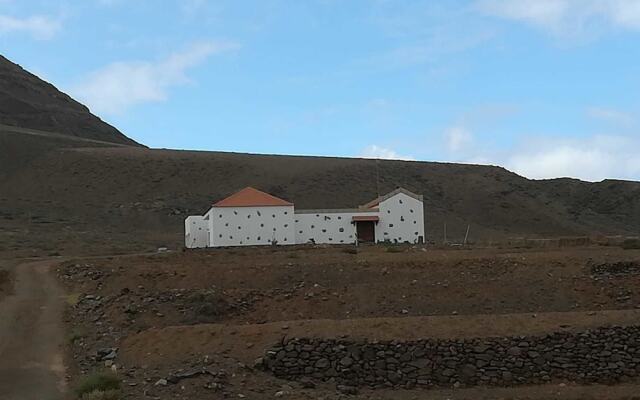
(57, 245, 640, 399)
(0, 259, 66, 400)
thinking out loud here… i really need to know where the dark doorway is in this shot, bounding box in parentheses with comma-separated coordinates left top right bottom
(356, 221, 376, 243)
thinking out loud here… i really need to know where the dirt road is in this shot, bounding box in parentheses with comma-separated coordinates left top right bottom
(0, 259, 66, 400)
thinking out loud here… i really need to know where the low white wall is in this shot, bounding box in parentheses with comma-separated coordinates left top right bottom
(376, 192, 425, 243)
(185, 216, 209, 248)
(209, 205, 295, 247)
(294, 210, 379, 244)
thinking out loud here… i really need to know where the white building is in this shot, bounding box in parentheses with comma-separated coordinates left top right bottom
(185, 186, 425, 248)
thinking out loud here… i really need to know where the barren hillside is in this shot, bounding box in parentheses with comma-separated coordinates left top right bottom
(0, 55, 140, 146)
(1, 128, 639, 257)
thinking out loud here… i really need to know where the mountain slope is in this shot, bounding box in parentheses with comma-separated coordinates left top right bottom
(0, 55, 140, 146)
(0, 142, 638, 257)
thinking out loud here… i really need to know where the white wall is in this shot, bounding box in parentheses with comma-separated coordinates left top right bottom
(376, 192, 425, 244)
(208, 205, 295, 247)
(185, 216, 209, 248)
(294, 211, 378, 244)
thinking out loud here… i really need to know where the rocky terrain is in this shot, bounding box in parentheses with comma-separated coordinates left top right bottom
(53, 245, 640, 399)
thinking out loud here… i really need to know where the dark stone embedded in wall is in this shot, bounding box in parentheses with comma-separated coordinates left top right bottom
(260, 326, 640, 390)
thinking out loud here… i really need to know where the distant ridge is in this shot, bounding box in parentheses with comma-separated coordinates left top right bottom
(0, 54, 141, 146)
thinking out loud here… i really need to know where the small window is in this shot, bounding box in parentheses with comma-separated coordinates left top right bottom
(238, 226, 241, 229)
(295, 219, 298, 223)
(349, 235, 353, 238)
(272, 214, 276, 218)
(389, 223, 394, 227)
(299, 230, 303, 234)
(257, 236, 261, 240)
(229, 235, 233, 239)
(260, 223, 264, 227)
(247, 236, 250, 240)
(247, 215, 251, 219)
(414, 232, 419, 235)
(219, 214, 222, 218)
(234, 211, 238, 215)
(219, 234, 222, 238)
(284, 237, 287, 242)
(400, 216, 405, 222)
(273, 227, 276, 231)
(339, 228, 344, 232)
(338, 216, 342, 220)
(225, 223, 229, 227)
(340, 240, 344, 243)
(387, 210, 391, 214)
(399, 199, 403, 204)
(284, 224, 288, 227)
(328, 238, 333, 241)
(410, 209, 414, 213)
(322, 229, 326, 233)
(284, 211, 288, 215)
(311, 225, 315, 229)
(413, 221, 417, 224)
(257, 211, 261, 216)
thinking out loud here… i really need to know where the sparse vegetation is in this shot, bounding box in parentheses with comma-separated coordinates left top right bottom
(75, 371, 120, 398)
(385, 246, 403, 253)
(621, 239, 640, 250)
(68, 326, 87, 344)
(81, 389, 120, 400)
(343, 247, 358, 254)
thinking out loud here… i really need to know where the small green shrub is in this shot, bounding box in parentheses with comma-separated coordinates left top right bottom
(81, 389, 120, 400)
(76, 372, 121, 398)
(621, 239, 640, 250)
(68, 327, 87, 344)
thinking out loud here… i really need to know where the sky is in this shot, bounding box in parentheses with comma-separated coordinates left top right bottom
(1, 0, 640, 182)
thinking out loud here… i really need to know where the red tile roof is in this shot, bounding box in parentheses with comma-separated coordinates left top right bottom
(213, 187, 293, 207)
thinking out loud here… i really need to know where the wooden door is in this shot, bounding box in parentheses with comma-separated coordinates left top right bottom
(356, 221, 375, 243)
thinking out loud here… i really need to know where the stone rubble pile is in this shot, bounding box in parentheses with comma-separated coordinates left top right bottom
(591, 261, 640, 277)
(262, 326, 640, 389)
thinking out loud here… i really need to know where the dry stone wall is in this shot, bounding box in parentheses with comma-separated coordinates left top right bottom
(261, 326, 640, 390)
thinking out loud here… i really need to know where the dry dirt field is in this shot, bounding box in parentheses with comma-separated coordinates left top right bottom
(56, 244, 640, 399)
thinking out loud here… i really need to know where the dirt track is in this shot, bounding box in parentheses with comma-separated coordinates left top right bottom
(0, 259, 66, 400)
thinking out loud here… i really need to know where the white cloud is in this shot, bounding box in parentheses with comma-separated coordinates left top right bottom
(360, 145, 415, 161)
(0, 14, 61, 40)
(476, 0, 640, 36)
(445, 125, 473, 152)
(71, 41, 238, 115)
(587, 107, 635, 126)
(506, 135, 640, 181)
